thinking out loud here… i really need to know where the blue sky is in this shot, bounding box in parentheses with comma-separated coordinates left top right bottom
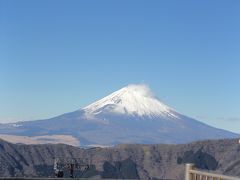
(0, 0, 240, 133)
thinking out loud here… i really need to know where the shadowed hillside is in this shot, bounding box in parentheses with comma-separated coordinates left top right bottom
(0, 138, 240, 179)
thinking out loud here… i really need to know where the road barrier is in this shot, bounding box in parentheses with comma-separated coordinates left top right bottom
(185, 163, 240, 180)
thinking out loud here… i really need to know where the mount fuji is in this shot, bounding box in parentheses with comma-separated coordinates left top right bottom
(0, 84, 238, 146)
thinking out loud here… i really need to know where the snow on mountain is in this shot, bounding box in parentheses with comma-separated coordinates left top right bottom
(0, 83, 238, 146)
(83, 84, 178, 119)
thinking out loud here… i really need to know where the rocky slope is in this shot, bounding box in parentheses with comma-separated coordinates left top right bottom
(0, 138, 240, 179)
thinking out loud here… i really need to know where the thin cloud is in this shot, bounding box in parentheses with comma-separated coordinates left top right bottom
(217, 117, 240, 122)
(0, 117, 33, 124)
(0, 117, 19, 123)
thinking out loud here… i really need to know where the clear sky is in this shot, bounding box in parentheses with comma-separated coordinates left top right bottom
(0, 0, 240, 133)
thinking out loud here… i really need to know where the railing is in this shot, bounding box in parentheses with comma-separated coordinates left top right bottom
(185, 164, 240, 180)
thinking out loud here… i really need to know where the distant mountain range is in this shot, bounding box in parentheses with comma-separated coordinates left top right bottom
(0, 84, 238, 146)
(0, 138, 240, 179)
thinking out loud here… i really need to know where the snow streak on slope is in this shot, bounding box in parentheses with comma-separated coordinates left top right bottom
(83, 84, 178, 119)
(0, 83, 238, 146)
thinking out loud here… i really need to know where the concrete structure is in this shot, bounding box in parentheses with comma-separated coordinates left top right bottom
(185, 163, 240, 180)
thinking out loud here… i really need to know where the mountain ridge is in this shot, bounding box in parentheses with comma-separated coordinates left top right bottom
(0, 138, 240, 179)
(0, 84, 238, 146)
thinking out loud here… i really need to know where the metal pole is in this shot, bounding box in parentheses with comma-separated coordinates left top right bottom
(185, 163, 194, 180)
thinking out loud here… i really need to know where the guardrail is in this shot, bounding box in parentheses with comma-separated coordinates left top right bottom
(185, 164, 240, 180)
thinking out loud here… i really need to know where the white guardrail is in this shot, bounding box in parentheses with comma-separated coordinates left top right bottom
(185, 164, 240, 180)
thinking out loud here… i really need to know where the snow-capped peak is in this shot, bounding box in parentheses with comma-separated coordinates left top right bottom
(83, 84, 178, 118)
